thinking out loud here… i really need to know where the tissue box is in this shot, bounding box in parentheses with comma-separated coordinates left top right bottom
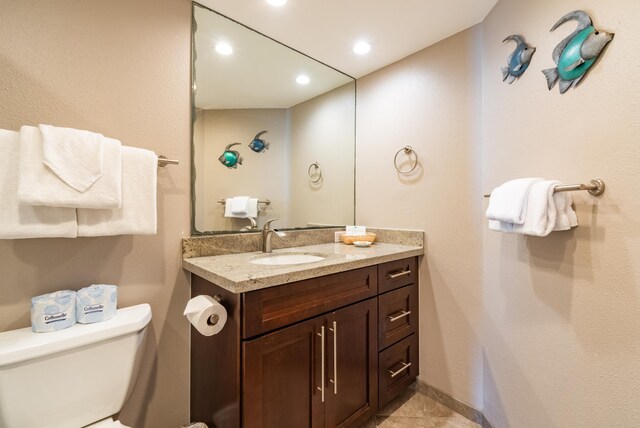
(76, 284, 117, 324)
(31, 290, 77, 333)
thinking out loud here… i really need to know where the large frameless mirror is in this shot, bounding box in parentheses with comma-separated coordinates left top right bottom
(191, 3, 356, 234)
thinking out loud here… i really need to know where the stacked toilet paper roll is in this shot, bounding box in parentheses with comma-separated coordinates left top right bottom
(183, 295, 227, 336)
(76, 284, 117, 324)
(31, 290, 77, 333)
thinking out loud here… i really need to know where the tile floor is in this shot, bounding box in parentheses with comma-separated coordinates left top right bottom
(362, 386, 481, 428)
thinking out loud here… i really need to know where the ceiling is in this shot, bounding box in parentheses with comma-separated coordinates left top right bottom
(194, 0, 498, 79)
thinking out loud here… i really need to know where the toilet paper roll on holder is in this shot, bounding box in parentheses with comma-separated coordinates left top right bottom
(206, 295, 223, 326)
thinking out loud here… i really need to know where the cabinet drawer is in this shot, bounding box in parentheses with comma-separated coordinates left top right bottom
(378, 333, 418, 409)
(243, 266, 378, 338)
(378, 258, 417, 294)
(378, 285, 417, 351)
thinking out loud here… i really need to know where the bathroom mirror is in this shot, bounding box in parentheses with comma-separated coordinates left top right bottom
(191, 3, 356, 234)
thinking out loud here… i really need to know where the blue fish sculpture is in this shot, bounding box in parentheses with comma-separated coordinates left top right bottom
(248, 130, 269, 153)
(218, 143, 243, 169)
(501, 35, 536, 84)
(542, 10, 614, 94)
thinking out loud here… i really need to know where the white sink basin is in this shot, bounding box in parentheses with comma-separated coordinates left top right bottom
(250, 252, 327, 266)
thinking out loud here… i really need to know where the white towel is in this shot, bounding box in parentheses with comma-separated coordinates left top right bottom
(230, 196, 250, 215)
(552, 190, 579, 231)
(224, 197, 258, 218)
(77, 146, 157, 236)
(39, 124, 104, 192)
(0, 129, 77, 239)
(486, 178, 543, 224)
(18, 126, 122, 209)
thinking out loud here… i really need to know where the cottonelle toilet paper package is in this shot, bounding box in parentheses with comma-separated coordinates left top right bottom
(31, 290, 77, 333)
(76, 284, 117, 324)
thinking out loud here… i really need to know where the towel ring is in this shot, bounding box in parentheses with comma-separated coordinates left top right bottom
(308, 162, 322, 183)
(394, 146, 418, 174)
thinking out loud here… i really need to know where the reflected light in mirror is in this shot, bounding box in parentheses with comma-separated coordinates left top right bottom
(215, 42, 233, 55)
(266, 0, 287, 6)
(296, 74, 310, 85)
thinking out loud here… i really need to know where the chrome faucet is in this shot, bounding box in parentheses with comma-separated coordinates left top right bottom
(262, 218, 285, 253)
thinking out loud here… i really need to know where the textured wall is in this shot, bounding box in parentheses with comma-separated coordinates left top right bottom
(482, 0, 640, 426)
(0, 1, 192, 426)
(356, 26, 485, 409)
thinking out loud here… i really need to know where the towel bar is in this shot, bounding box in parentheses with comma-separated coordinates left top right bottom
(483, 179, 605, 198)
(217, 199, 271, 205)
(157, 155, 179, 167)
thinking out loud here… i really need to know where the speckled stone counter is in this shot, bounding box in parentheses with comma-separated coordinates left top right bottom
(183, 241, 424, 293)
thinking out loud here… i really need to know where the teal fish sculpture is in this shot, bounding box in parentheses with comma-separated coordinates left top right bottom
(501, 35, 536, 84)
(248, 130, 269, 153)
(542, 10, 614, 94)
(218, 143, 243, 169)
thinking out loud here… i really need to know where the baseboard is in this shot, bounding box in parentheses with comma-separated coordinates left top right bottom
(415, 380, 494, 428)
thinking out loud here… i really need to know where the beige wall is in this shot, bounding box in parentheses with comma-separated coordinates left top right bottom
(482, 0, 640, 426)
(0, 1, 192, 427)
(194, 109, 290, 231)
(289, 82, 356, 227)
(356, 26, 485, 409)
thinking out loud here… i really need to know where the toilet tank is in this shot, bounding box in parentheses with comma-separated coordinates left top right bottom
(0, 304, 152, 428)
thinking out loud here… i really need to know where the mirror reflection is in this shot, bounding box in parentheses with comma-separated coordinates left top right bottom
(192, 4, 356, 234)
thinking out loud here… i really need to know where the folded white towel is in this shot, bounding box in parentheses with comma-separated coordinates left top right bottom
(18, 126, 122, 209)
(39, 124, 104, 192)
(552, 190, 578, 231)
(224, 197, 258, 218)
(77, 146, 157, 236)
(486, 178, 543, 224)
(230, 196, 250, 215)
(0, 129, 77, 239)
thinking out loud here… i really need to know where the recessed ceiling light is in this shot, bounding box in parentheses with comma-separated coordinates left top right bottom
(353, 41, 371, 55)
(296, 75, 310, 85)
(215, 42, 233, 56)
(266, 0, 287, 6)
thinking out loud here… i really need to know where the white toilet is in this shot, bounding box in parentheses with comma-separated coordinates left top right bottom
(0, 303, 152, 428)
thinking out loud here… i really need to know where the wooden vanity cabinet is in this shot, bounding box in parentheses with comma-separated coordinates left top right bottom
(190, 257, 419, 428)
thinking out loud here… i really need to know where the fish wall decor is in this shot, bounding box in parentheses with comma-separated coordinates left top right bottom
(542, 10, 614, 94)
(501, 35, 536, 84)
(218, 143, 243, 169)
(248, 130, 270, 153)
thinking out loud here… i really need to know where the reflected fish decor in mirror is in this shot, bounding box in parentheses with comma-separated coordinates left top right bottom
(501, 35, 536, 84)
(218, 143, 243, 168)
(248, 130, 269, 153)
(542, 10, 614, 94)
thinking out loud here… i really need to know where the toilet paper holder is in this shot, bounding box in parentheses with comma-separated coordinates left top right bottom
(207, 295, 222, 326)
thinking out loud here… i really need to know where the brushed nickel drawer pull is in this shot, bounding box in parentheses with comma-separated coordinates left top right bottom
(329, 321, 338, 395)
(317, 327, 325, 402)
(388, 362, 412, 378)
(386, 269, 411, 280)
(388, 310, 411, 322)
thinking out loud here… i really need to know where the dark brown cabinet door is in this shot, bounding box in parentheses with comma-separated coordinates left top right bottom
(243, 316, 325, 428)
(325, 298, 378, 428)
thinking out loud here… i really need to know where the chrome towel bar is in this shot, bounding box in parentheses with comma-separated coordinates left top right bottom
(484, 179, 605, 198)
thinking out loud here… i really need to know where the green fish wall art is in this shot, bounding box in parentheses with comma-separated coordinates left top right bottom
(501, 35, 536, 84)
(218, 143, 243, 169)
(542, 10, 614, 94)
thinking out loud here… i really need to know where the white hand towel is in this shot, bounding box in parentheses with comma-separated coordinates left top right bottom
(552, 189, 578, 231)
(18, 126, 122, 209)
(224, 197, 258, 218)
(231, 196, 250, 215)
(39, 124, 104, 192)
(246, 198, 258, 218)
(509, 180, 558, 236)
(486, 178, 543, 224)
(0, 129, 77, 239)
(77, 146, 157, 236)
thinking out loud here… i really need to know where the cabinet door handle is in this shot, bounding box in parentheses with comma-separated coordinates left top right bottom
(317, 326, 325, 402)
(388, 310, 411, 322)
(329, 321, 338, 395)
(386, 269, 411, 279)
(388, 362, 412, 378)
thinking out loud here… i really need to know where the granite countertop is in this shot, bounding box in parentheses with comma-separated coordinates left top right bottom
(182, 242, 423, 293)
